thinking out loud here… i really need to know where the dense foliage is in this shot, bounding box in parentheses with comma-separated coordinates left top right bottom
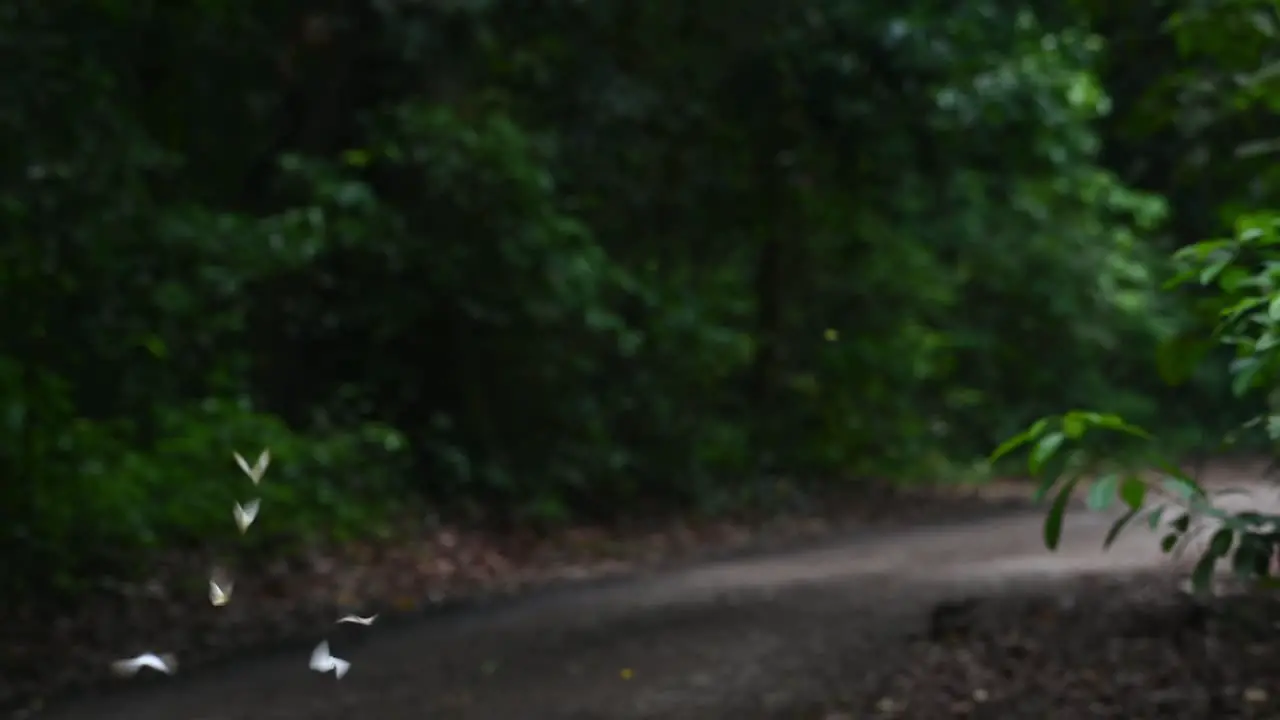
(1, 0, 1264, 601)
(999, 0, 1280, 592)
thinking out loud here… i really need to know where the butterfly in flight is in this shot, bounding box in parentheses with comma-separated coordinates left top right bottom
(336, 614, 378, 626)
(209, 577, 234, 606)
(111, 653, 177, 677)
(233, 449, 271, 485)
(233, 499, 261, 533)
(309, 641, 350, 679)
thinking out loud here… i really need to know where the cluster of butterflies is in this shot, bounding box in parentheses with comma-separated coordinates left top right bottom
(110, 448, 377, 682)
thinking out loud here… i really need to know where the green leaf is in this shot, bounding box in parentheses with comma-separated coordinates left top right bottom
(1043, 474, 1081, 551)
(1072, 412, 1152, 439)
(1146, 505, 1166, 530)
(1061, 413, 1085, 439)
(1171, 512, 1191, 533)
(1219, 266, 1250, 292)
(1164, 266, 1199, 290)
(1172, 238, 1231, 263)
(1160, 532, 1179, 553)
(1104, 507, 1140, 549)
(1221, 297, 1267, 325)
(1267, 414, 1280, 440)
(1086, 473, 1119, 511)
(1190, 550, 1217, 593)
(1032, 472, 1059, 504)
(1119, 476, 1147, 511)
(1230, 511, 1268, 531)
(1030, 431, 1066, 474)
(989, 418, 1049, 463)
(1161, 475, 1203, 502)
(1187, 528, 1235, 593)
(1208, 527, 1234, 557)
(1200, 259, 1230, 285)
(1231, 536, 1266, 579)
(1231, 356, 1264, 397)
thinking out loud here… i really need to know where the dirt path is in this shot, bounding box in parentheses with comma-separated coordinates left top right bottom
(34, 465, 1279, 720)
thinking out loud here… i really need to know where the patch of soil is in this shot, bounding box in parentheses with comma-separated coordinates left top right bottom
(850, 574, 1280, 719)
(0, 480, 1031, 718)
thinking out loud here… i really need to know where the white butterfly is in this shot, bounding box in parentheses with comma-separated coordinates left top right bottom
(110, 652, 177, 677)
(209, 577, 233, 606)
(233, 449, 271, 485)
(336, 614, 378, 626)
(308, 640, 350, 679)
(233, 499, 261, 533)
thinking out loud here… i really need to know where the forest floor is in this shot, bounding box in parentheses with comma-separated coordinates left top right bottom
(13, 458, 1280, 720)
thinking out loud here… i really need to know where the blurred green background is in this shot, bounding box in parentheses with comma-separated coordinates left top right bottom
(2, 0, 1274, 603)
